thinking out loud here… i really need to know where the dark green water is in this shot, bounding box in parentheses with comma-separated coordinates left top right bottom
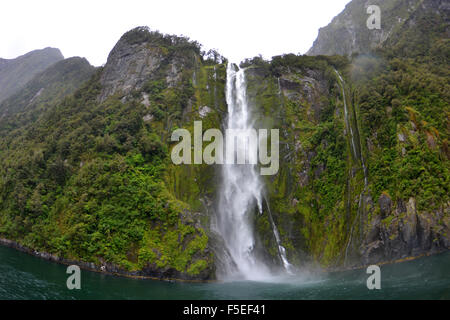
(0, 245, 449, 300)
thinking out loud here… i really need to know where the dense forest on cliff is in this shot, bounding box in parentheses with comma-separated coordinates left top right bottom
(0, 0, 448, 280)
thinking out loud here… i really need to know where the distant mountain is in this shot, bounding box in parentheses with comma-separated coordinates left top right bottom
(307, 0, 449, 57)
(0, 57, 95, 119)
(0, 47, 64, 103)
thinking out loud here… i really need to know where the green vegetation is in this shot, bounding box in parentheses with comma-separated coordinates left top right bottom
(0, 47, 63, 103)
(356, 8, 450, 210)
(0, 3, 448, 276)
(0, 57, 95, 128)
(0, 29, 227, 278)
(245, 12, 449, 266)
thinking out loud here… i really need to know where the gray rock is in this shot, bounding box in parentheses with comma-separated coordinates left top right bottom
(199, 105, 212, 118)
(378, 193, 392, 217)
(143, 114, 153, 122)
(98, 27, 198, 102)
(99, 40, 165, 102)
(360, 196, 449, 266)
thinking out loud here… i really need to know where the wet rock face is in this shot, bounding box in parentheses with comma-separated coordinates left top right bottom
(401, 198, 419, 251)
(278, 69, 330, 121)
(360, 197, 449, 265)
(378, 193, 392, 217)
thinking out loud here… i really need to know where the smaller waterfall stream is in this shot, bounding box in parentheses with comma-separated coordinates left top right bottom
(335, 69, 369, 265)
(335, 69, 368, 187)
(336, 70, 357, 160)
(265, 198, 294, 273)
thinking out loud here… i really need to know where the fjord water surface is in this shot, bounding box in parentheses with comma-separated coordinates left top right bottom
(0, 245, 448, 299)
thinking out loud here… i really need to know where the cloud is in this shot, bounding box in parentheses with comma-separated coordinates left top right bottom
(0, 0, 351, 66)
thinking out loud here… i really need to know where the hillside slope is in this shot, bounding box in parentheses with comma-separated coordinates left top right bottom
(0, 57, 95, 123)
(0, 48, 63, 103)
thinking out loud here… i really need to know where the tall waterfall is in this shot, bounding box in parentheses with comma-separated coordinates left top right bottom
(215, 63, 270, 280)
(214, 63, 291, 280)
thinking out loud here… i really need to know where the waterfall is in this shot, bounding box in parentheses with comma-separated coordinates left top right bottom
(335, 69, 369, 265)
(215, 63, 291, 280)
(265, 198, 294, 273)
(335, 69, 368, 187)
(335, 70, 357, 160)
(215, 63, 269, 280)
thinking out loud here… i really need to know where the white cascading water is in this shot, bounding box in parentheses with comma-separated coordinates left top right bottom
(215, 63, 291, 280)
(265, 201, 294, 273)
(335, 70, 357, 161)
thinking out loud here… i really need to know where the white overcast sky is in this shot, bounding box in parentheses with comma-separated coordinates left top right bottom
(0, 0, 351, 66)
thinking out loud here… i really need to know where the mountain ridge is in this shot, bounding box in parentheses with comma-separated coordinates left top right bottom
(0, 56, 95, 121)
(0, 47, 64, 103)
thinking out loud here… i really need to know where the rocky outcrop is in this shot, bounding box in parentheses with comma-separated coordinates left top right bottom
(360, 197, 450, 265)
(99, 27, 198, 102)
